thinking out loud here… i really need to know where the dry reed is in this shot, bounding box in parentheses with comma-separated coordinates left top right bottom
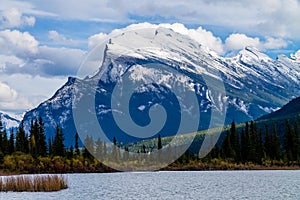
(0, 175, 68, 192)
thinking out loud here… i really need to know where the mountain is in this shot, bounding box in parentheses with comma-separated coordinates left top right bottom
(0, 111, 21, 131)
(22, 25, 300, 147)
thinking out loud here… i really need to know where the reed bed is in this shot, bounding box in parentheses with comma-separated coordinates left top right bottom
(0, 175, 68, 192)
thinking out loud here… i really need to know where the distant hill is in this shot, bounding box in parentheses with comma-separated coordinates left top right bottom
(258, 96, 300, 121)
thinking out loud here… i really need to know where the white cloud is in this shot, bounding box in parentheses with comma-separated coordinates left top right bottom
(48, 30, 79, 46)
(0, 82, 18, 102)
(0, 8, 35, 29)
(4, 0, 297, 39)
(225, 34, 260, 51)
(90, 23, 288, 55)
(0, 74, 67, 113)
(0, 29, 85, 76)
(158, 23, 224, 54)
(88, 32, 107, 49)
(225, 33, 288, 52)
(0, 29, 39, 57)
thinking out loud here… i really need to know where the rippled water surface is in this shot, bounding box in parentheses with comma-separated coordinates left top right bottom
(1, 170, 299, 200)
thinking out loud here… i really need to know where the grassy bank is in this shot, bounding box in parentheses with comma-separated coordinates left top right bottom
(0, 175, 68, 192)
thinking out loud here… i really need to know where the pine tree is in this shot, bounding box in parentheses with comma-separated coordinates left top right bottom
(272, 123, 281, 160)
(0, 119, 3, 153)
(2, 129, 9, 155)
(221, 130, 234, 159)
(8, 128, 15, 154)
(83, 135, 94, 160)
(158, 134, 162, 150)
(29, 120, 37, 157)
(142, 144, 146, 153)
(48, 137, 53, 155)
(95, 138, 103, 159)
(284, 119, 294, 161)
(111, 136, 120, 161)
(123, 146, 130, 161)
(53, 125, 65, 156)
(230, 121, 240, 162)
(68, 145, 74, 159)
(37, 117, 47, 156)
(293, 120, 300, 161)
(245, 122, 252, 161)
(16, 121, 28, 153)
(75, 132, 80, 156)
(240, 128, 247, 162)
(257, 128, 264, 163)
(249, 121, 258, 163)
(265, 124, 272, 159)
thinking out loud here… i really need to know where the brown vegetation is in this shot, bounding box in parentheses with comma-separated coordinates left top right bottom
(0, 175, 68, 192)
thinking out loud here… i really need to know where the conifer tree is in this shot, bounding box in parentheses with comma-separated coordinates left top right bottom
(8, 128, 15, 154)
(2, 129, 9, 155)
(158, 134, 162, 150)
(95, 138, 103, 159)
(230, 121, 240, 161)
(221, 130, 234, 159)
(293, 120, 300, 161)
(240, 128, 247, 162)
(249, 121, 258, 163)
(48, 137, 53, 155)
(257, 128, 264, 163)
(75, 132, 80, 156)
(272, 123, 281, 160)
(123, 146, 130, 160)
(53, 125, 65, 156)
(0, 119, 3, 153)
(16, 121, 28, 153)
(284, 119, 294, 160)
(37, 117, 47, 156)
(83, 135, 94, 160)
(112, 136, 120, 161)
(265, 124, 272, 159)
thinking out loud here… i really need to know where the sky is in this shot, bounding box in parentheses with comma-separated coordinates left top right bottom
(0, 0, 300, 115)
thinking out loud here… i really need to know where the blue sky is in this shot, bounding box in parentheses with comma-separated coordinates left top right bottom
(0, 0, 300, 114)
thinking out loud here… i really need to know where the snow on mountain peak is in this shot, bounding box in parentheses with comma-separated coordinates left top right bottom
(238, 46, 272, 62)
(0, 111, 21, 130)
(290, 50, 300, 62)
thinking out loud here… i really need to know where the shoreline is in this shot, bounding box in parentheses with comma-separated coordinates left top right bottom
(1, 165, 299, 176)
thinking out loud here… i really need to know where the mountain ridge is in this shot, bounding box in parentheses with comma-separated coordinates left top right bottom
(21, 25, 300, 146)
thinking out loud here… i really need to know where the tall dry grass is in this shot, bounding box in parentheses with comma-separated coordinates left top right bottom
(0, 175, 68, 192)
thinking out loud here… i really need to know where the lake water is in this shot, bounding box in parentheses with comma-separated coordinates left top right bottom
(1, 171, 299, 200)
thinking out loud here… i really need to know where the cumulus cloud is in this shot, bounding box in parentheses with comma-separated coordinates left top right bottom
(88, 32, 107, 49)
(0, 29, 85, 77)
(0, 82, 18, 102)
(158, 23, 224, 54)
(89, 23, 288, 56)
(0, 8, 35, 29)
(225, 33, 288, 52)
(0, 29, 39, 57)
(5, 0, 298, 39)
(48, 30, 79, 46)
(0, 74, 67, 112)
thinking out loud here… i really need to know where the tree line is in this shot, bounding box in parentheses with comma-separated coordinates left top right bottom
(207, 120, 300, 164)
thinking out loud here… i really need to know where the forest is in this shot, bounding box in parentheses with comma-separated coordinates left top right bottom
(0, 116, 299, 174)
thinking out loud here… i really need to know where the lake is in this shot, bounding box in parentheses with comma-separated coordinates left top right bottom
(1, 171, 299, 199)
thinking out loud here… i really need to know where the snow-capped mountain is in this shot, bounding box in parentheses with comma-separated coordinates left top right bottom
(0, 111, 21, 131)
(22, 26, 300, 146)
